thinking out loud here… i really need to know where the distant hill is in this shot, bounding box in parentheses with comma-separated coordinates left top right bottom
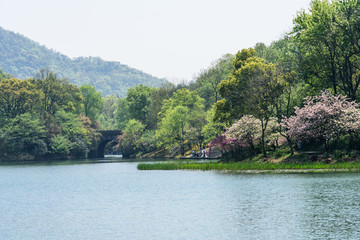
(0, 26, 167, 97)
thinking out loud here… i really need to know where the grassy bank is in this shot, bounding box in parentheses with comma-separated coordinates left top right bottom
(137, 161, 360, 173)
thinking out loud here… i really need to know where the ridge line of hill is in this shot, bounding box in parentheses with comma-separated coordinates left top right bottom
(0, 26, 168, 97)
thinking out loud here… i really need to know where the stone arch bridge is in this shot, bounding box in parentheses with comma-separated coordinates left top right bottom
(88, 130, 122, 158)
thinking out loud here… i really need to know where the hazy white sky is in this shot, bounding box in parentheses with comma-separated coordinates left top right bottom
(0, 0, 311, 82)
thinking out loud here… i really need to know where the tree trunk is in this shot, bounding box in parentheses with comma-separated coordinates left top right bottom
(286, 137, 294, 156)
(260, 119, 268, 158)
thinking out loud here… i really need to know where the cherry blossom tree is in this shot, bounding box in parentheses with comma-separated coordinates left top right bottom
(282, 90, 360, 152)
(224, 115, 261, 153)
(225, 115, 283, 155)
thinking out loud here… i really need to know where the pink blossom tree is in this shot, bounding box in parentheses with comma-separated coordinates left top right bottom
(224, 115, 283, 156)
(208, 134, 241, 156)
(282, 90, 360, 152)
(224, 115, 261, 153)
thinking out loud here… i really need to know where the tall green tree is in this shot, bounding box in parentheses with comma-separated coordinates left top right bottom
(0, 78, 41, 119)
(217, 48, 284, 157)
(215, 48, 257, 123)
(158, 88, 205, 119)
(156, 89, 206, 153)
(116, 119, 145, 157)
(147, 84, 176, 129)
(156, 105, 189, 154)
(98, 94, 118, 130)
(80, 83, 104, 123)
(127, 84, 153, 125)
(191, 54, 234, 109)
(50, 110, 97, 158)
(116, 84, 153, 129)
(292, 0, 360, 100)
(34, 69, 84, 121)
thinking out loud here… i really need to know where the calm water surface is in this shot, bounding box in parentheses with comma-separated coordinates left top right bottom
(1, 158, 360, 240)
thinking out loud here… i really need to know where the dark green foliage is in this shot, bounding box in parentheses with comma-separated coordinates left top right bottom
(292, 0, 360, 100)
(0, 26, 167, 97)
(147, 84, 177, 129)
(0, 113, 47, 155)
(0, 78, 41, 118)
(0, 69, 100, 161)
(34, 69, 84, 119)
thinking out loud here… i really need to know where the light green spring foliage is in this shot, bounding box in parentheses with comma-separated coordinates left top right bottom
(217, 48, 283, 122)
(214, 48, 257, 123)
(124, 119, 145, 149)
(140, 129, 157, 152)
(202, 106, 228, 144)
(156, 89, 206, 148)
(80, 83, 104, 123)
(156, 105, 189, 148)
(50, 135, 72, 155)
(116, 119, 146, 157)
(158, 88, 205, 119)
(116, 84, 153, 129)
(54, 110, 89, 142)
(147, 84, 177, 130)
(98, 94, 119, 130)
(124, 119, 145, 136)
(190, 54, 234, 109)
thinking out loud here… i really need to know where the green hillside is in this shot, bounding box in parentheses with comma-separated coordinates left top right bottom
(0, 26, 167, 96)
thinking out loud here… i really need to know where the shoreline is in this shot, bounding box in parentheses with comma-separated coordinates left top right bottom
(218, 168, 360, 174)
(137, 161, 360, 173)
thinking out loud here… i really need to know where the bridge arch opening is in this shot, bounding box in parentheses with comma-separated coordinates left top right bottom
(104, 140, 121, 156)
(88, 130, 122, 158)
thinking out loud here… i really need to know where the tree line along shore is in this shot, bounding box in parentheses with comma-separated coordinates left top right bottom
(2, 0, 360, 169)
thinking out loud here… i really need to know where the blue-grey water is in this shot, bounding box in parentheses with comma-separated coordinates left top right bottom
(1, 159, 360, 240)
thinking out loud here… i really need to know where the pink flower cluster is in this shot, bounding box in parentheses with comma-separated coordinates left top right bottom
(209, 134, 243, 153)
(224, 115, 261, 146)
(282, 90, 360, 142)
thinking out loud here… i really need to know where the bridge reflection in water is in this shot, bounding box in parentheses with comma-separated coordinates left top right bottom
(88, 130, 122, 158)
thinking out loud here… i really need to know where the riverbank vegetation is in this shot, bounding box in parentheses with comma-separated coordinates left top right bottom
(0, 69, 103, 161)
(2, 0, 360, 163)
(137, 161, 360, 173)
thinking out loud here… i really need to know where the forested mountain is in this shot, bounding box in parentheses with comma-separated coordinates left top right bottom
(0, 26, 167, 97)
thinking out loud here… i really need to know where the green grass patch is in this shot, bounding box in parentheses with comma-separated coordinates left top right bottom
(137, 161, 360, 173)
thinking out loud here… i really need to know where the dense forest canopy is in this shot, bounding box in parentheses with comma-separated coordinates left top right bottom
(2, 0, 360, 161)
(0, 26, 167, 97)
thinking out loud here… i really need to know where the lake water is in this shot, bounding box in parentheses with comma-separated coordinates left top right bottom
(1, 158, 360, 240)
